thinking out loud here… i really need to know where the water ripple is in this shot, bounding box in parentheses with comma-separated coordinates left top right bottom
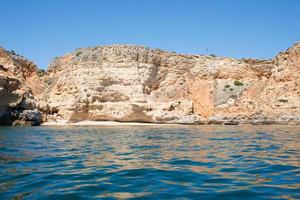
(0, 125, 299, 199)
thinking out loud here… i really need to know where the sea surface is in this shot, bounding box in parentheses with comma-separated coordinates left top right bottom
(0, 125, 299, 200)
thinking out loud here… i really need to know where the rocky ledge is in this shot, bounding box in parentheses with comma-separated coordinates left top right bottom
(0, 42, 299, 126)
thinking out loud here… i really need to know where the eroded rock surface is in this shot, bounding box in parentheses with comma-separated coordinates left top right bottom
(0, 47, 43, 125)
(38, 42, 300, 124)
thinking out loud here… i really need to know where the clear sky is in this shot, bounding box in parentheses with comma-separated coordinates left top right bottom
(1, 0, 300, 69)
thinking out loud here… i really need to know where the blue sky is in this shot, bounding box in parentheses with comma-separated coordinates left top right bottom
(1, 0, 300, 69)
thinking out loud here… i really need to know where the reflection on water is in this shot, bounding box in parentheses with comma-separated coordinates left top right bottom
(0, 125, 299, 199)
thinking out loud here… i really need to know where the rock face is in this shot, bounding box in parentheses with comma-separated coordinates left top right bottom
(38, 42, 300, 125)
(0, 47, 43, 126)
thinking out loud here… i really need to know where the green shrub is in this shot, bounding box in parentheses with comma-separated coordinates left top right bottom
(234, 80, 244, 86)
(225, 84, 230, 88)
(37, 69, 46, 77)
(229, 88, 234, 91)
(10, 50, 16, 55)
(76, 51, 82, 57)
(210, 54, 216, 57)
(44, 78, 56, 86)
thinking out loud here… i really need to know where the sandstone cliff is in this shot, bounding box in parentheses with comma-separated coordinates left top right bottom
(0, 48, 43, 125)
(37, 42, 300, 125)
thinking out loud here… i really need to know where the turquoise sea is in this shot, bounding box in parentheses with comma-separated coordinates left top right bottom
(0, 125, 299, 199)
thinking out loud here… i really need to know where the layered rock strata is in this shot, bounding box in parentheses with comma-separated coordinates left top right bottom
(37, 42, 300, 125)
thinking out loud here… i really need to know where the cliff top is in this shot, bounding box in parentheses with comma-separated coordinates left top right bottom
(56, 40, 300, 62)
